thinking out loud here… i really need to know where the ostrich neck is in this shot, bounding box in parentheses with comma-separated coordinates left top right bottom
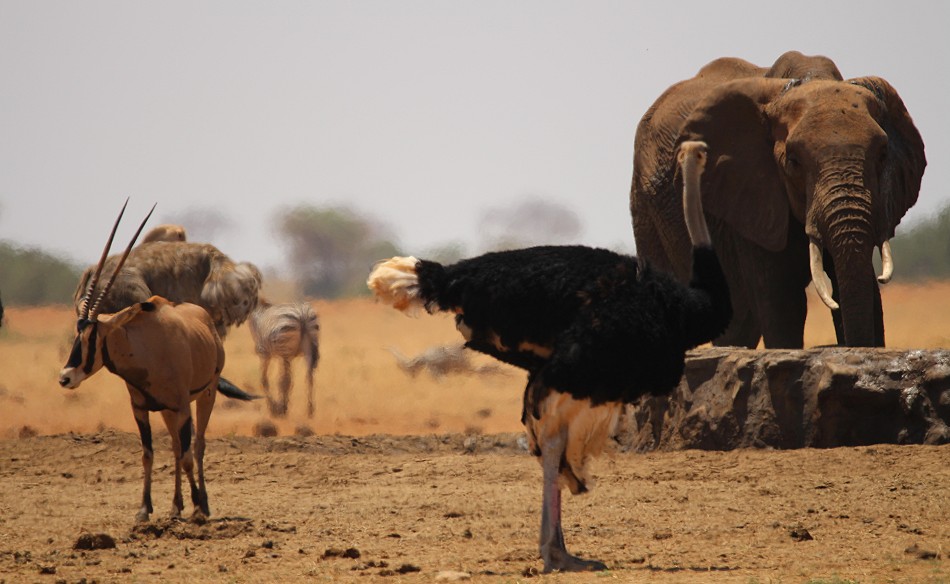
(682, 161, 710, 247)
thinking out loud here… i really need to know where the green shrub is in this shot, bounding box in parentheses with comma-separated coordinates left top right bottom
(0, 241, 81, 306)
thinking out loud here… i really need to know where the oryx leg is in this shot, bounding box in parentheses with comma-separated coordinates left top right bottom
(132, 406, 154, 523)
(277, 358, 293, 416)
(191, 387, 216, 519)
(160, 408, 195, 519)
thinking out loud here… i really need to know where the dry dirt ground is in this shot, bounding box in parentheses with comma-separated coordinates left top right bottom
(1, 294, 949, 583)
(0, 433, 947, 583)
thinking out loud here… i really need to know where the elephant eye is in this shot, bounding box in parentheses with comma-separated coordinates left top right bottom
(785, 153, 801, 174)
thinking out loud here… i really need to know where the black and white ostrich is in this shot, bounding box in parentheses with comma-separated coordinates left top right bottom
(367, 141, 730, 572)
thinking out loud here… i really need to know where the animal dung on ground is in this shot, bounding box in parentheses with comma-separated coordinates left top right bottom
(73, 532, 117, 550)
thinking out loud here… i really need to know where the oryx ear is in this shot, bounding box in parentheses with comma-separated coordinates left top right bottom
(96, 303, 143, 330)
(678, 77, 791, 252)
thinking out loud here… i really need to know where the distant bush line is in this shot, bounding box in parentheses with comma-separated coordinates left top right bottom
(0, 241, 81, 306)
(889, 204, 950, 281)
(1, 202, 949, 307)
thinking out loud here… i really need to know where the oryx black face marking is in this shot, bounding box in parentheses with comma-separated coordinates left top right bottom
(65, 321, 98, 373)
(65, 336, 84, 369)
(82, 325, 98, 374)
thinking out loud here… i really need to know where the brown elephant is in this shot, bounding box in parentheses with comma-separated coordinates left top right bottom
(631, 51, 926, 348)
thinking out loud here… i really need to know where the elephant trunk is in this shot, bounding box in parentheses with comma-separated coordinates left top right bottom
(809, 182, 883, 347)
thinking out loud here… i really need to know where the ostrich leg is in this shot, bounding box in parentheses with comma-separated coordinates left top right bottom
(539, 428, 606, 572)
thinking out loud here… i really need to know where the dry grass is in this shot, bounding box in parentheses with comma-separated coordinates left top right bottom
(802, 281, 950, 348)
(1, 281, 948, 439)
(0, 299, 524, 439)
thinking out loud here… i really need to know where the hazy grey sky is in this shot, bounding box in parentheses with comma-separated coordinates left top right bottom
(1, 1, 946, 273)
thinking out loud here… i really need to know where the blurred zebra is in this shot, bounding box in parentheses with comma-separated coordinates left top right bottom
(248, 300, 320, 417)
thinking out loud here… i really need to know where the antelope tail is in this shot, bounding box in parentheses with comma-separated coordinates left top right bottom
(217, 377, 261, 401)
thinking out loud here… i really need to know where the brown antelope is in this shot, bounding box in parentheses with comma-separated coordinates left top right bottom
(59, 201, 258, 522)
(248, 300, 320, 417)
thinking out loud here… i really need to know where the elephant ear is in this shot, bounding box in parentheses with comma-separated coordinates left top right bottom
(678, 78, 790, 252)
(849, 76, 927, 237)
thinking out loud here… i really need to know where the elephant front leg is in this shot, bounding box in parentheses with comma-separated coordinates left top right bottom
(132, 408, 154, 523)
(747, 228, 809, 349)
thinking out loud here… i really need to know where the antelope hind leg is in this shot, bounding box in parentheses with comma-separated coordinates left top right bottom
(132, 407, 154, 523)
(161, 409, 192, 519)
(190, 388, 216, 519)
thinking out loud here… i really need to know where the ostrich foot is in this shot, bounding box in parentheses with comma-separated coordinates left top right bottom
(543, 549, 607, 573)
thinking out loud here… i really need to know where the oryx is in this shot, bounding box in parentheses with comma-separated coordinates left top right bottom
(60, 201, 258, 522)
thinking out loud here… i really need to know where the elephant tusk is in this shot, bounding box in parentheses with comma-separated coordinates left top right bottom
(809, 240, 840, 310)
(877, 240, 893, 284)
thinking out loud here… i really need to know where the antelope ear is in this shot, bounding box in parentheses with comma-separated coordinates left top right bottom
(678, 78, 791, 252)
(849, 76, 926, 237)
(97, 303, 142, 330)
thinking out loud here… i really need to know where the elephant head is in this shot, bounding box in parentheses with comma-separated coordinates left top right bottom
(678, 74, 926, 346)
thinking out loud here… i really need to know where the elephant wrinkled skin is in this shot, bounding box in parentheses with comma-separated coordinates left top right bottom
(631, 51, 926, 348)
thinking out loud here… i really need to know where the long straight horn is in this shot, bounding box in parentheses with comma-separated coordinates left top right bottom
(87, 203, 157, 320)
(80, 198, 130, 320)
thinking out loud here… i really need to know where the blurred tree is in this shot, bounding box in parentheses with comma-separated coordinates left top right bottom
(0, 242, 81, 306)
(889, 203, 950, 280)
(477, 196, 582, 252)
(273, 204, 399, 298)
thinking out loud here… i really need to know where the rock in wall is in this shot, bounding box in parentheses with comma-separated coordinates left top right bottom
(618, 347, 950, 452)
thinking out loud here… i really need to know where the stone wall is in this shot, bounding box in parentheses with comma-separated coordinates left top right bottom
(617, 347, 950, 452)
